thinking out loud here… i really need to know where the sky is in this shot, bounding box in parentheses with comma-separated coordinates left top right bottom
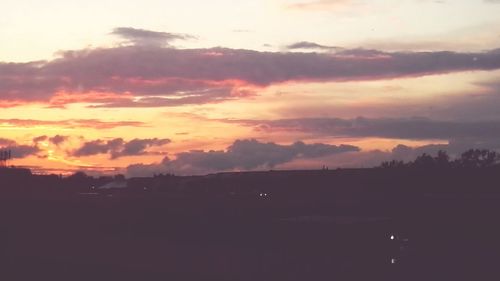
(1, 0, 500, 176)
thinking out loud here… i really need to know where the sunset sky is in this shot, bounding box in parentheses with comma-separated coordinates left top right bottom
(2, 0, 500, 176)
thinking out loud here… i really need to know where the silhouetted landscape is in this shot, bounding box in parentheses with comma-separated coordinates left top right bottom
(4, 1, 500, 279)
(1, 149, 500, 280)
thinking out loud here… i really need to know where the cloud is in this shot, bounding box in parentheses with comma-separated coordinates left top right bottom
(0, 138, 17, 146)
(72, 138, 171, 159)
(117, 138, 171, 159)
(8, 145, 41, 159)
(111, 27, 195, 47)
(286, 41, 342, 51)
(49, 135, 69, 146)
(125, 136, 500, 177)
(0, 139, 41, 159)
(234, 117, 500, 140)
(2, 39, 500, 107)
(73, 138, 124, 157)
(33, 135, 48, 143)
(484, 0, 500, 3)
(0, 119, 145, 129)
(368, 138, 500, 166)
(276, 139, 500, 171)
(126, 139, 359, 176)
(33, 135, 68, 145)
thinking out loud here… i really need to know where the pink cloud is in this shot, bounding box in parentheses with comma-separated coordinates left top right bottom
(1, 34, 500, 108)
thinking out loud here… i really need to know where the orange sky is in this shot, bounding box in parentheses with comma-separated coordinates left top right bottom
(2, 1, 500, 176)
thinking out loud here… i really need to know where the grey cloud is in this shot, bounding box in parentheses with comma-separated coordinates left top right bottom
(2, 41, 500, 107)
(33, 136, 48, 143)
(126, 137, 500, 177)
(49, 135, 69, 146)
(0, 140, 41, 159)
(386, 138, 500, 164)
(73, 138, 124, 157)
(286, 41, 342, 51)
(73, 138, 170, 159)
(126, 139, 359, 176)
(115, 138, 171, 159)
(111, 27, 195, 47)
(33, 135, 69, 145)
(282, 139, 500, 171)
(0, 138, 17, 146)
(237, 117, 500, 140)
(9, 145, 41, 159)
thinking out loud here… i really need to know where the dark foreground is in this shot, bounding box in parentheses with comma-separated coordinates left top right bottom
(2, 197, 500, 280)
(2, 167, 500, 280)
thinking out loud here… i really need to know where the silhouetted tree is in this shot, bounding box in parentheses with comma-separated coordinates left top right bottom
(454, 149, 499, 168)
(411, 153, 435, 168)
(435, 150, 450, 168)
(67, 171, 90, 181)
(380, 149, 499, 169)
(114, 174, 126, 181)
(380, 160, 406, 168)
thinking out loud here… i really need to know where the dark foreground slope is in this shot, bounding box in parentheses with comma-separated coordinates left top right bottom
(1, 167, 500, 280)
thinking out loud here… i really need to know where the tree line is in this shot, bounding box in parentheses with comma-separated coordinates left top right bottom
(379, 149, 500, 169)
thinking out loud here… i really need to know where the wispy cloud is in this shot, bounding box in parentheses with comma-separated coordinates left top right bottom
(0, 119, 146, 129)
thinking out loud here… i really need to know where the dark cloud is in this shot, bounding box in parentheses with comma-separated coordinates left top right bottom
(8, 145, 41, 159)
(2, 40, 500, 107)
(73, 138, 124, 157)
(49, 135, 69, 146)
(0, 139, 41, 159)
(236, 117, 500, 140)
(116, 138, 171, 159)
(33, 135, 48, 143)
(33, 135, 68, 145)
(111, 27, 195, 47)
(125, 136, 500, 177)
(126, 139, 359, 176)
(373, 138, 500, 166)
(72, 138, 170, 159)
(280, 139, 500, 171)
(0, 119, 145, 129)
(286, 41, 342, 51)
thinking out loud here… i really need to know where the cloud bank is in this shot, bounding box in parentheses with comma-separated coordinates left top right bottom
(0, 138, 40, 159)
(234, 117, 500, 140)
(72, 138, 171, 159)
(2, 28, 500, 108)
(127, 139, 359, 176)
